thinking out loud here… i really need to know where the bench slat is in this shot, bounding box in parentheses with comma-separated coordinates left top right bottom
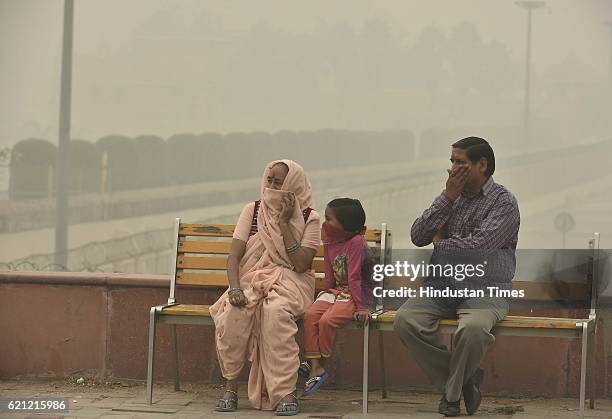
(160, 305, 584, 330)
(176, 272, 229, 287)
(178, 240, 380, 258)
(161, 304, 211, 316)
(179, 223, 382, 242)
(177, 256, 228, 270)
(178, 241, 232, 255)
(311, 259, 324, 272)
(179, 224, 235, 237)
(376, 311, 582, 329)
(177, 255, 326, 273)
(364, 230, 382, 242)
(176, 271, 326, 290)
(179, 240, 325, 257)
(179, 241, 382, 258)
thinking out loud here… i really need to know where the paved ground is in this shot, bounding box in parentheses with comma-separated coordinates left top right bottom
(1, 379, 611, 419)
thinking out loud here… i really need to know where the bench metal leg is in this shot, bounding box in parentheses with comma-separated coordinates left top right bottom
(587, 326, 596, 410)
(146, 307, 157, 405)
(378, 331, 387, 399)
(362, 324, 370, 415)
(579, 322, 588, 418)
(171, 324, 180, 391)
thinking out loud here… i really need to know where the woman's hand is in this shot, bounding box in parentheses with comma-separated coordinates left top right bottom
(227, 239, 247, 306)
(279, 193, 295, 225)
(354, 309, 371, 325)
(228, 289, 248, 307)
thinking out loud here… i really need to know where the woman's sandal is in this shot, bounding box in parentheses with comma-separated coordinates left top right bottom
(303, 371, 329, 397)
(275, 392, 300, 416)
(214, 389, 238, 412)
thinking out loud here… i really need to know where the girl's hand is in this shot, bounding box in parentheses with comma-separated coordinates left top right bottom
(354, 309, 371, 325)
(279, 193, 295, 224)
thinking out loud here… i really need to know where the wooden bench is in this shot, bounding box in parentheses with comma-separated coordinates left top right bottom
(147, 217, 600, 418)
(369, 233, 601, 419)
(146, 218, 391, 414)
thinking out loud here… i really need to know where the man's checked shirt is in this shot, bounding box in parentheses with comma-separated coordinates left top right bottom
(411, 176, 520, 289)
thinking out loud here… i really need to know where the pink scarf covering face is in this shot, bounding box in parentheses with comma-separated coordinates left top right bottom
(215, 159, 316, 299)
(246, 160, 313, 287)
(257, 187, 302, 269)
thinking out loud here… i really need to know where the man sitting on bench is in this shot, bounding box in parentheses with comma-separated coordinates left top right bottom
(393, 137, 520, 416)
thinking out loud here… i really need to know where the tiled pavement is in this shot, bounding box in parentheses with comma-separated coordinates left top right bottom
(1, 380, 611, 418)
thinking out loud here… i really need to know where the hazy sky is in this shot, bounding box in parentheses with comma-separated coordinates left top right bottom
(1, 0, 610, 146)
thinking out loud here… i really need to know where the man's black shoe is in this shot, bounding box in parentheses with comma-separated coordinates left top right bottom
(463, 367, 484, 415)
(438, 395, 461, 417)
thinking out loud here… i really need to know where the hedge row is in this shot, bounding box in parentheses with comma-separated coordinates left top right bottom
(8, 130, 415, 200)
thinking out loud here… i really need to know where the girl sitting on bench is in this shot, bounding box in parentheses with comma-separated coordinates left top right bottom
(300, 198, 374, 396)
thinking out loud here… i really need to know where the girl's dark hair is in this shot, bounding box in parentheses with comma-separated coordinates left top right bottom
(327, 198, 366, 232)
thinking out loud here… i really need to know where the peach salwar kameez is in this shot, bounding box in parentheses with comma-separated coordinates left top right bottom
(209, 160, 320, 410)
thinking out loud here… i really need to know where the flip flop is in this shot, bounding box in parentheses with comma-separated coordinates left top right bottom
(303, 371, 329, 397)
(298, 361, 311, 379)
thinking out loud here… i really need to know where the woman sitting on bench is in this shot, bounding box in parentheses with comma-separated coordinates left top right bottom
(210, 159, 320, 416)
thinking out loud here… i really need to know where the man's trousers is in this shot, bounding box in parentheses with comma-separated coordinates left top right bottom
(393, 294, 508, 402)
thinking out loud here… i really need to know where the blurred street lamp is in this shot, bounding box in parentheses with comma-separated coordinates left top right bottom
(515, 1, 545, 140)
(55, 0, 74, 268)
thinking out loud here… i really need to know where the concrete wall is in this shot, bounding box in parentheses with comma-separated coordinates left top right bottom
(0, 271, 609, 398)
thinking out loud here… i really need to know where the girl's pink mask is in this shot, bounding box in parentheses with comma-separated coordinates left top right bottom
(321, 221, 354, 244)
(321, 221, 368, 244)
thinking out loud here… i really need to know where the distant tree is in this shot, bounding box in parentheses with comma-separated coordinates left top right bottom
(9, 138, 57, 200)
(167, 133, 204, 185)
(448, 22, 516, 99)
(96, 135, 137, 192)
(68, 140, 101, 194)
(133, 135, 168, 188)
(0, 148, 10, 167)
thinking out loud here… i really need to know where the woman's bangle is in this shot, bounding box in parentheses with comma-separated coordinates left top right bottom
(228, 287, 243, 296)
(286, 243, 300, 255)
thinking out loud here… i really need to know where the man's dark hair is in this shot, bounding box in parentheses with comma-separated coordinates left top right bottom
(452, 136, 495, 177)
(327, 198, 366, 232)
